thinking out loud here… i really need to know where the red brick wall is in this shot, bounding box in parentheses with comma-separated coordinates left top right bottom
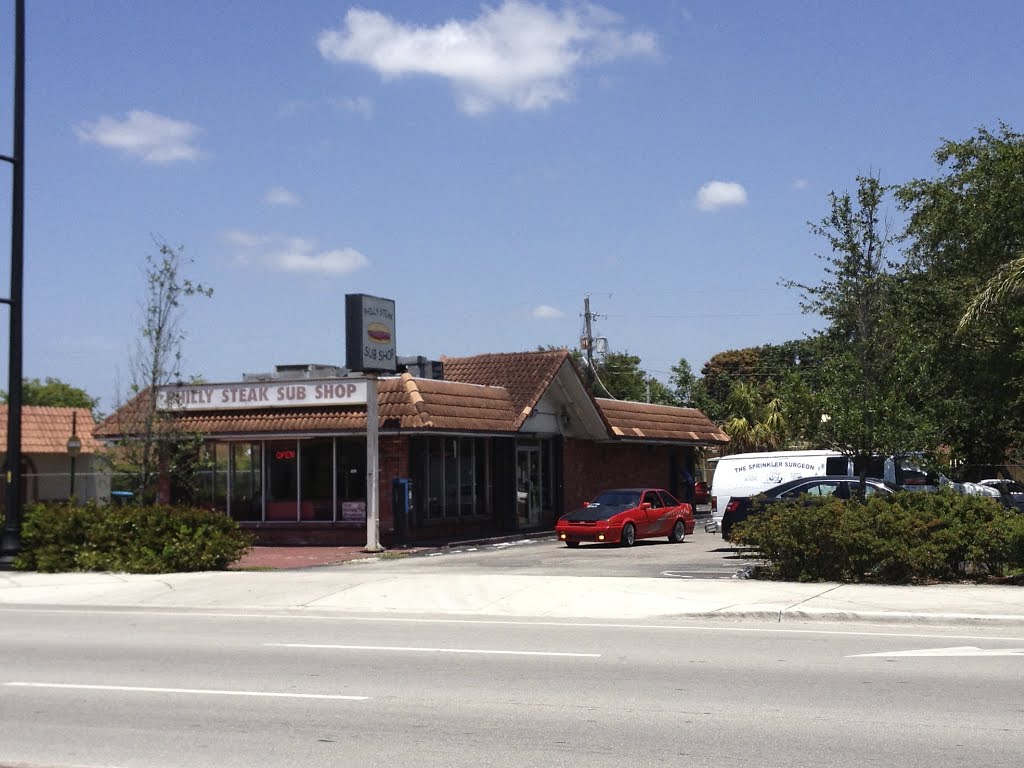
(562, 438, 689, 510)
(378, 435, 409, 532)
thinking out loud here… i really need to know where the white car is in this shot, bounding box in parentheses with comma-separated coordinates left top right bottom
(977, 479, 1024, 512)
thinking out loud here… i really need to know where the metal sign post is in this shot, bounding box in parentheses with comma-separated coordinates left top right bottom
(364, 373, 383, 552)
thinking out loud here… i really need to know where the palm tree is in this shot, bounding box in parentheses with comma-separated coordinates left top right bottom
(721, 381, 787, 454)
(958, 252, 1024, 331)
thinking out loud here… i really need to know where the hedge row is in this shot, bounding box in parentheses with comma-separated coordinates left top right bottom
(731, 490, 1024, 583)
(1, 502, 253, 573)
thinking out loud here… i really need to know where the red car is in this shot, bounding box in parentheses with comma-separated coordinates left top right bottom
(693, 480, 709, 505)
(556, 488, 695, 548)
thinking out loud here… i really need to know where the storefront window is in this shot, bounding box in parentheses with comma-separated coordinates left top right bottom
(459, 440, 476, 516)
(230, 443, 262, 521)
(426, 438, 445, 519)
(191, 444, 216, 507)
(336, 438, 366, 502)
(414, 436, 491, 521)
(301, 439, 334, 521)
(266, 440, 299, 520)
(444, 438, 459, 515)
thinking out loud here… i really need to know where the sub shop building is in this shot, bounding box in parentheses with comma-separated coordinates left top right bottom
(95, 298, 728, 546)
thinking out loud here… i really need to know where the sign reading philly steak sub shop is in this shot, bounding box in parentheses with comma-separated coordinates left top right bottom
(156, 378, 368, 412)
(345, 293, 397, 373)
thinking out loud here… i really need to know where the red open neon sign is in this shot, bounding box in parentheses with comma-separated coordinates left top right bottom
(275, 450, 296, 460)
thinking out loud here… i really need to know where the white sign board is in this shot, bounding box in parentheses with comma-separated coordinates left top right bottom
(156, 379, 368, 412)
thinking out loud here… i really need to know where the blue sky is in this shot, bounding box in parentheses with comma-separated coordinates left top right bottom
(1, 0, 1022, 412)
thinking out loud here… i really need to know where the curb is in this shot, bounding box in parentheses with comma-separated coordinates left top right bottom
(661, 608, 1024, 628)
(442, 531, 557, 550)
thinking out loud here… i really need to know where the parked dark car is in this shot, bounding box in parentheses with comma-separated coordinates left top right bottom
(556, 488, 695, 547)
(720, 475, 897, 542)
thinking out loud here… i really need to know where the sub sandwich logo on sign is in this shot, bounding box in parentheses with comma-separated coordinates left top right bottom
(366, 322, 391, 344)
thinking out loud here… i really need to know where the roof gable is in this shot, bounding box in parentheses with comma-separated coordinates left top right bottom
(441, 349, 570, 429)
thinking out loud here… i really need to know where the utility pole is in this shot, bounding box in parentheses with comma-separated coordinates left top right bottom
(582, 294, 594, 377)
(1, 0, 26, 569)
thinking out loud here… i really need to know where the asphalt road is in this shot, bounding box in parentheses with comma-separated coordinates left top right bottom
(374, 528, 756, 579)
(2, 606, 1022, 768)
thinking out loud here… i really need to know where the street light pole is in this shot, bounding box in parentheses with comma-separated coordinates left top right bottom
(0, 0, 26, 569)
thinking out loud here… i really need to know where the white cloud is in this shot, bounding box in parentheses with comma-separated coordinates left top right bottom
(316, 1, 656, 114)
(696, 181, 748, 212)
(265, 187, 300, 206)
(222, 230, 369, 275)
(793, 178, 809, 190)
(531, 304, 564, 320)
(74, 110, 202, 164)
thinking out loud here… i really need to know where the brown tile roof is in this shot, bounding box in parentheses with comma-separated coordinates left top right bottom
(441, 349, 570, 428)
(0, 405, 103, 455)
(596, 398, 729, 445)
(404, 376, 519, 432)
(94, 351, 729, 448)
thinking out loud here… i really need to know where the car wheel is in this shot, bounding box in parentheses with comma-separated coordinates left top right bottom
(620, 523, 636, 547)
(565, 541, 580, 548)
(668, 519, 686, 543)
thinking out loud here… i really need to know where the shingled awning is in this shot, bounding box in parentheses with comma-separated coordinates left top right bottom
(596, 398, 729, 445)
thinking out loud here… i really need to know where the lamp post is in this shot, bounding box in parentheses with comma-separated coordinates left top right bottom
(66, 411, 81, 503)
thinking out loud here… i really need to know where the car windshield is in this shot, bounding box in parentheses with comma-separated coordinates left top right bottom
(590, 490, 642, 507)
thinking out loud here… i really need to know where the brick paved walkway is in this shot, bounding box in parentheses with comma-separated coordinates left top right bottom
(230, 545, 428, 570)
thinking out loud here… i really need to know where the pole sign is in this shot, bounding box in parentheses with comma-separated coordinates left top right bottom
(345, 293, 397, 373)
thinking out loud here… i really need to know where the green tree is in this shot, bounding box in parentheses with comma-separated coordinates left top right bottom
(2, 377, 98, 413)
(959, 254, 1024, 331)
(785, 175, 921, 473)
(108, 241, 214, 502)
(897, 123, 1024, 469)
(571, 349, 675, 404)
(696, 347, 763, 422)
(669, 358, 697, 405)
(720, 380, 786, 453)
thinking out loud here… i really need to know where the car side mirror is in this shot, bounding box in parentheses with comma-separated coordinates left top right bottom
(641, 502, 652, 510)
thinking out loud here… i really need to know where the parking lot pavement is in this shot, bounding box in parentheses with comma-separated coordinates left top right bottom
(231, 528, 750, 578)
(337, 528, 757, 579)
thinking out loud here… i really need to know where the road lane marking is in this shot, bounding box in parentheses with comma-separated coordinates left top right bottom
(849, 646, 1024, 657)
(3, 682, 368, 700)
(265, 643, 600, 657)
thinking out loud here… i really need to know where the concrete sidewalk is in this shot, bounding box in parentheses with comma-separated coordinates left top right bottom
(1, 562, 1022, 627)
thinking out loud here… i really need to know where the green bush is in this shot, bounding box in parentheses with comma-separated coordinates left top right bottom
(9, 502, 253, 573)
(731, 490, 1024, 583)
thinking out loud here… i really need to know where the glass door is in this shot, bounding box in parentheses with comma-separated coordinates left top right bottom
(516, 446, 541, 528)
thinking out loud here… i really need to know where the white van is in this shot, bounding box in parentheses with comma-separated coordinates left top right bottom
(708, 450, 854, 530)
